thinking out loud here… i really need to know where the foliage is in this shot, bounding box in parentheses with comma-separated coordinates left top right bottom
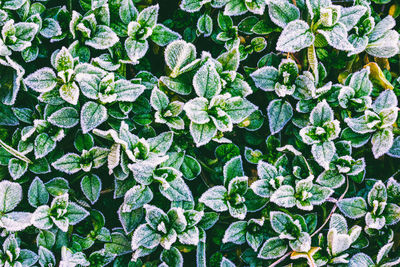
(0, 0, 400, 266)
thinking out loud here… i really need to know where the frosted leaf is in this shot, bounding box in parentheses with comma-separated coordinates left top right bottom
(258, 237, 288, 260)
(59, 82, 79, 105)
(24, 67, 57, 92)
(164, 40, 197, 78)
(311, 141, 336, 170)
(138, 4, 159, 28)
(125, 38, 149, 63)
(86, 26, 119, 50)
(184, 97, 209, 124)
(222, 221, 247, 244)
(80, 174, 102, 204)
(189, 121, 217, 147)
(371, 128, 393, 159)
(131, 224, 161, 250)
(0, 180, 22, 212)
(340, 5, 367, 31)
(150, 87, 169, 111)
(225, 97, 257, 123)
(31, 205, 52, 230)
(48, 107, 79, 128)
(276, 20, 314, 52)
(114, 80, 145, 102)
(270, 185, 296, 208)
(318, 23, 354, 51)
(123, 185, 153, 212)
(268, 0, 300, 28)
(80, 101, 108, 133)
(337, 197, 368, 219)
(52, 153, 81, 174)
(267, 99, 293, 134)
(199, 186, 228, 212)
(193, 61, 221, 99)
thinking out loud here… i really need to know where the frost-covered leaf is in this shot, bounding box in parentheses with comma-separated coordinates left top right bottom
(371, 128, 393, 159)
(276, 20, 314, 52)
(258, 237, 288, 260)
(268, 0, 300, 28)
(80, 174, 101, 204)
(0, 180, 22, 212)
(318, 23, 354, 51)
(199, 186, 227, 212)
(28, 177, 49, 208)
(86, 26, 119, 50)
(48, 107, 79, 128)
(24, 68, 57, 92)
(81, 101, 108, 133)
(52, 153, 81, 174)
(270, 185, 296, 208)
(337, 197, 368, 219)
(267, 99, 293, 134)
(193, 61, 221, 99)
(190, 121, 217, 147)
(312, 141, 336, 170)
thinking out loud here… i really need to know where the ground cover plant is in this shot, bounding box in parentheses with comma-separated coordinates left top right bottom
(0, 0, 400, 266)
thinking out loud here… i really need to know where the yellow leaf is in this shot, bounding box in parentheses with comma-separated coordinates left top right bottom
(291, 247, 321, 267)
(364, 62, 393, 90)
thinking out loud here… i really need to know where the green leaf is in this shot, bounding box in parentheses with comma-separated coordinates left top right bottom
(276, 20, 314, 52)
(80, 101, 108, 133)
(258, 237, 288, 260)
(131, 224, 161, 250)
(180, 155, 201, 180)
(164, 40, 197, 78)
(318, 23, 354, 51)
(222, 221, 247, 244)
(122, 185, 153, 212)
(267, 99, 293, 134)
(224, 0, 247, 16)
(371, 128, 393, 159)
(268, 0, 300, 28)
(160, 247, 183, 267)
(52, 153, 81, 174)
(80, 174, 101, 204)
(105, 232, 133, 255)
(337, 197, 368, 219)
(151, 24, 181, 47)
(270, 185, 296, 208)
(189, 121, 217, 147)
(197, 14, 213, 37)
(349, 253, 374, 267)
(193, 61, 221, 99)
(150, 87, 169, 111)
(0, 180, 22, 212)
(340, 6, 367, 31)
(86, 25, 119, 50)
(65, 202, 89, 225)
(311, 141, 336, 170)
(24, 67, 57, 92)
(225, 97, 257, 123)
(223, 155, 244, 186)
(138, 4, 159, 28)
(8, 158, 28, 180)
(180, 0, 203, 12)
(38, 246, 56, 267)
(31, 205, 52, 230)
(34, 133, 56, 159)
(199, 186, 228, 212)
(28, 177, 49, 208)
(48, 107, 79, 128)
(125, 38, 148, 63)
(118, 207, 143, 234)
